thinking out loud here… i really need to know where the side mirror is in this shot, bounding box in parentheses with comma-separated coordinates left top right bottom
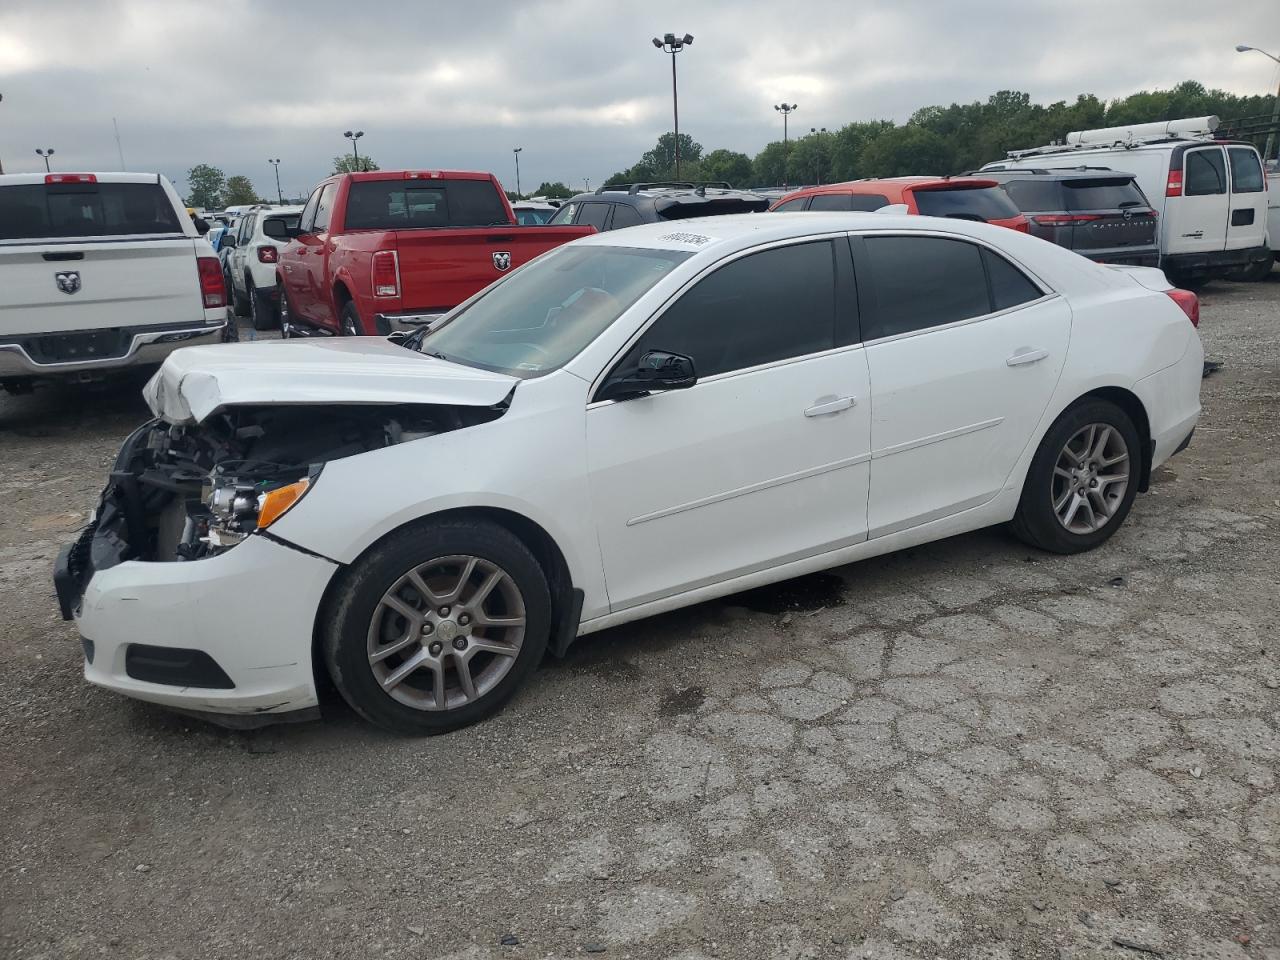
(286, 224, 305, 239)
(597, 350, 697, 402)
(193, 217, 210, 235)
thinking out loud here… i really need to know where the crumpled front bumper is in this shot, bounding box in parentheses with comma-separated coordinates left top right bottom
(68, 533, 338, 720)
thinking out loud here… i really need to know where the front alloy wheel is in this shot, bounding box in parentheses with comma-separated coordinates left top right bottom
(323, 519, 550, 734)
(368, 556, 526, 712)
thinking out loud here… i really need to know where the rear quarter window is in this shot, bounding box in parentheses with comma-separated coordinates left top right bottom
(849, 193, 891, 211)
(912, 186, 1022, 222)
(0, 182, 182, 240)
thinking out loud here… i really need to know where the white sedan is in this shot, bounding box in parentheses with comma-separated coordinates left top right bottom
(54, 213, 1203, 734)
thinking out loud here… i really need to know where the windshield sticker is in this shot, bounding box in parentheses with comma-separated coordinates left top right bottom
(657, 232, 712, 246)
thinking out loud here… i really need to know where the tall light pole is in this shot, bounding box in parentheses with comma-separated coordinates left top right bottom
(512, 147, 523, 198)
(652, 32, 694, 179)
(36, 147, 54, 172)
(1236, 44, 1280, 163)
(810, 127, 828, 184)
(343, 130, 364, 171)
(775, 103, 798, 146)
(268, 159, 283, 204)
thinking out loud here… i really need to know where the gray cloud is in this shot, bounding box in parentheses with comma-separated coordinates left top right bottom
(0, 0, 1275, 197)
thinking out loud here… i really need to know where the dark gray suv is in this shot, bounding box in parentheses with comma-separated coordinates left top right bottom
(547, 182, 770, 232)
(981, 170, 1159, 267)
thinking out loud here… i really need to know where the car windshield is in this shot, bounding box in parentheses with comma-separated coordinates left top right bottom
(419, 245, 692, 376)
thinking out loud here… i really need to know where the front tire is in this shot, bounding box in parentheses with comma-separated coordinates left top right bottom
(1010, 399, 1141, 554)
(322, 519, 551, 735)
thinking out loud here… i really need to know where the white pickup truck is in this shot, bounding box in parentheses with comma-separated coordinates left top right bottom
(0, 172, 230, 394)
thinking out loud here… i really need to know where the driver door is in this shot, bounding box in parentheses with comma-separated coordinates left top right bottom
(585, 239, 871, 613)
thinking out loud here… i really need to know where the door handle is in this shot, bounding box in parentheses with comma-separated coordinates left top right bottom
(1006, 348, 1049, 367)
(804, 396, 856, 417)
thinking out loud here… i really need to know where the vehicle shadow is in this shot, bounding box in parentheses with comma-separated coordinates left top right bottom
(0, 375, 154, 436)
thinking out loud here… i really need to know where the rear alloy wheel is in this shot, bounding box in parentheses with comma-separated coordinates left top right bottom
(340, 300, 362, 336)
(323, 519, 550, 734)
(1010, 399, 1140, 554)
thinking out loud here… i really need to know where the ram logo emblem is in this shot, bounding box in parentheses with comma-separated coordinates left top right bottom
(491, 251, 512, 272)
(55, 270, 82, 295)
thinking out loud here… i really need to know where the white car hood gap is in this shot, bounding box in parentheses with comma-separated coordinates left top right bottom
(144, 338, 518, 424)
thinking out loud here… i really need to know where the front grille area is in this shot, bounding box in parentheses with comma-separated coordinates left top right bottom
(124, 644, 235, 689)
(20, 328, 134, 364)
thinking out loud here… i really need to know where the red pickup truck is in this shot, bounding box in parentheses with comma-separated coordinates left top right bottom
(277, 170, 595, 337)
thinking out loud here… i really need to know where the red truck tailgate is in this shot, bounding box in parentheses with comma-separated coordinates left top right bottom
(395, 225, 594, 313)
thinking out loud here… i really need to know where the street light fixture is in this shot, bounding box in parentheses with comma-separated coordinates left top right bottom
(513, 147, 523, 198)
(775, 103, 798, 147)
(652, 32, 694, 179)
(343, 130, 365, 172)
(35, 147, 54, 172)
(1236, 43, 1280, 162)
(268, 159, 283, 204)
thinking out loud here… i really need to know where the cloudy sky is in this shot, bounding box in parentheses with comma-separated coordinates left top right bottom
(0, 0, 1276, 198)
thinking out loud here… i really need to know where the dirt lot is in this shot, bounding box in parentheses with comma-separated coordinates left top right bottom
(1, 282, 1278, 960)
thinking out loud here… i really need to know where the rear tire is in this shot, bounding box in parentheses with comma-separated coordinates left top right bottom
(322, 518, 551, 735)
(340, 300, 363, 336)
(229, 271, 250, 317)
(1010, 399, 1141, 554)
(250, 283, 278, 331)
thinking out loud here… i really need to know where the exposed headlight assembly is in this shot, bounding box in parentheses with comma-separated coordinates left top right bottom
(185, 467, 318, 556)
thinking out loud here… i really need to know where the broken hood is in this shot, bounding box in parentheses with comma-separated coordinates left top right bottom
(143, 337, 519, 424)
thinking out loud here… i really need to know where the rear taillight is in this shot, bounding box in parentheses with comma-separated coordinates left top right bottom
(257, 245, 278, 264)
(371, 250, 399, 298)
(196, 256, 226, 309)
(1166, 288, 1199, 328)
(1011, 217, 1030, 233)
(1031, 214, 1104, 226)
(1166, 170, 1183, 197)
(45, 173, 97, 184)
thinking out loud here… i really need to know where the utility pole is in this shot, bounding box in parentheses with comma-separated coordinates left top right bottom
(269, 159, 283, 204)
(652, 33, 694, 179)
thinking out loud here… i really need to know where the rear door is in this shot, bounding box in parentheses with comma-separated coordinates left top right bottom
(0, 178, 205, 337)
(1167, 146, 1229, 255)
(1226, 146, 1267, 252)
(856, 233, 1070, 536)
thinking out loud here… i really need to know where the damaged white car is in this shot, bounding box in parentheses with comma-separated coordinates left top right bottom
(55, 214, 1203, 734)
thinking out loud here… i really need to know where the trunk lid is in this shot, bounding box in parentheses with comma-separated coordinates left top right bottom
(393, 225, 594, 314)
(143, 337, 518, 424)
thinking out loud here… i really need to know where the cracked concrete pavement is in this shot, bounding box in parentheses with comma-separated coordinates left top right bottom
(1, 278, 1278, 959)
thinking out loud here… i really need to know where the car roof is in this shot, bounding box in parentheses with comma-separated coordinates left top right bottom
(565, 183, 766, 204)
(0, 172, 170, 186)
(977, 168, 1139, 180)
(779, 176, 999, 202)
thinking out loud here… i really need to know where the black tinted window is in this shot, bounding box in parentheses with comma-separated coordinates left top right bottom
(0, 182, 181, 240)
(343, 180, 508, 229)
(577, 203, 612, 230)
(863, 236, 990, 338)
(1064, 178, 1149, 210)
(849, 194, 891, 211)
(983, 248, 1042, 311)
(1228, 148, 1264, 193)
(807, 193, 853, 211)
(913, 186, 1021, 221)
(1184, 149, 1226, 196)
(610, 204, 644, 228)
(1002, 180, 1063, 211)
(619, 241, 837, 378)
(772, 197, 809, 212)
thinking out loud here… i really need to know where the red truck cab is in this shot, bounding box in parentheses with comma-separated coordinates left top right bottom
(771, 177, 1030, 232)
(277, 170, 595, 337)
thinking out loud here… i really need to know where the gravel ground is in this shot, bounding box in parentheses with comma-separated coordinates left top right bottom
(1, 281, 1278, 960)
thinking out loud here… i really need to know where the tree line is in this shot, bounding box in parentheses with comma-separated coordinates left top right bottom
(604, 80, 1275, 189)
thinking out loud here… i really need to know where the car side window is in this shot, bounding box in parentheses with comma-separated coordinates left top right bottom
(299, 188, 321, 233)
(577, 203, 612, 231)
(1184, 149, 1226, 196)
(982, 248, 1043, 311)
(773, 197, 809, 212)
(548, 202, 576, 225)
(807, 193, 853, 211)
(611, 240, 837, 382)
(238, 213, 255, 244)
(861, 236, 991, 340)
(1227, 147, 1264, 194)
(610, 204, 644, 229)
(848, 194, 891, 212)
(313, 183, 337, 232)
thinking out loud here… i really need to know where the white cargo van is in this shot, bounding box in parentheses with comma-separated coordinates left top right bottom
(0, 172, 230, 393)
(982, 117, 1270, 285)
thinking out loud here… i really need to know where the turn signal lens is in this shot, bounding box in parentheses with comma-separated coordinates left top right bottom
(256, 478, 310, 529)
